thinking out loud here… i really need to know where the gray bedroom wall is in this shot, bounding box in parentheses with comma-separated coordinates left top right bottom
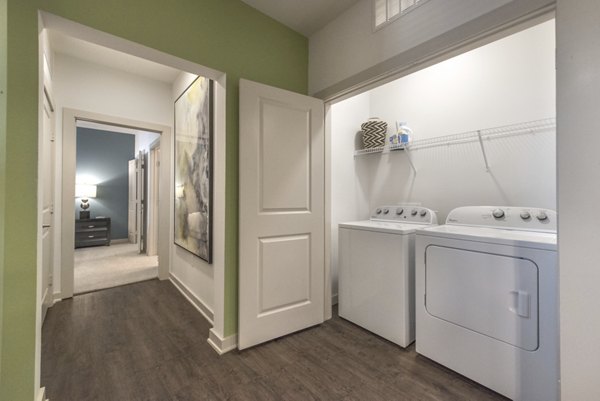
(75, 127, 135, 240)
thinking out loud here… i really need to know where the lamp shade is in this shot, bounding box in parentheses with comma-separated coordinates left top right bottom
(75, 184, 97, 198)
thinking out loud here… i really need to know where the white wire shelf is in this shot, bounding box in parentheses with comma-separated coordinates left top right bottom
(353, 118, 556, 173)
(353, 143, 406, 156)
(406, 118, 556, 151)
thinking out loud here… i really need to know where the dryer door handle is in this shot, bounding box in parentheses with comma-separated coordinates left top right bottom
(509, 291, 530, 318)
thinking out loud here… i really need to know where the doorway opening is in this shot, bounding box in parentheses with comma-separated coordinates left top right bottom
(61, 109, 172, 299)
(326, 17, 556, 306)
(73, 120, 161, 294)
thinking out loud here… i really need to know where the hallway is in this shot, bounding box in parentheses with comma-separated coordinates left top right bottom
(41, 280, 506, 401)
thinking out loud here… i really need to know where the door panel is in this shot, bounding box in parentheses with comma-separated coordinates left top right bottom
(258, 234, 311, 314)
(260, 100, 311, 211)
(239, 79, 325, 349)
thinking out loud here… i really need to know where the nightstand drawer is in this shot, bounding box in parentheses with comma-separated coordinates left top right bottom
(75, 218, 111, 248)
(76, 231, 108, 241)
(76, 220, 109, 230)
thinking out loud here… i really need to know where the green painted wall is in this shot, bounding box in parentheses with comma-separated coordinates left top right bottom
(0, 0, 7, 387)
(1, 1, 308, 400)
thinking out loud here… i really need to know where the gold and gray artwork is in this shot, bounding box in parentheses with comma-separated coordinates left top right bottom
(174, 76, 212, 262)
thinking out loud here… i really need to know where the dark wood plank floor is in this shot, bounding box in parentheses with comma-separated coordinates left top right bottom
(42, 280, 507, 401)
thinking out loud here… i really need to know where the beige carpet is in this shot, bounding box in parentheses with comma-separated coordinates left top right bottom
(74, 242, 158, 294)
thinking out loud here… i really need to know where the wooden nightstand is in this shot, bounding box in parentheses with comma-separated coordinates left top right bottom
(75, 217, 111, 248)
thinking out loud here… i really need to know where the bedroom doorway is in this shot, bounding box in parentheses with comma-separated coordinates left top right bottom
(61, 110, 172, 298)
(72, 120, 162, 294)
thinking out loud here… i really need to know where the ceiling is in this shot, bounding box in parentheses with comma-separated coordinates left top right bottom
(48, 30, 182, 83)
(241, 0, 360, 36)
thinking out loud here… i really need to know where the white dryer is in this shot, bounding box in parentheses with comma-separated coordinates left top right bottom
(338, 205, 438, 347)
(415, 206, 558, 401)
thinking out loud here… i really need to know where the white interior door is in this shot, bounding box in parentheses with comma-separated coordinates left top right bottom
(239, 79, 325, 349)
(41, 90, 55, 321)
(137, 150, 145, 253)
(128, 159, 137, 243)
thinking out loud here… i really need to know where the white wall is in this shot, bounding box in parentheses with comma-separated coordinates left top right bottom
(135, 131, 160, 155)
(309, 0, 554, 97)
(330, 20, 555, 298)
(557, 1, 600, 399)
(330, 92, 371, 298)
(169, 71, 214, 318)
(52, 53, 172, 296)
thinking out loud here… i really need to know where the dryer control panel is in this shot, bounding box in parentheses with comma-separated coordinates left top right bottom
(445, 206, 556, 232)
(371, 205, 438, 225)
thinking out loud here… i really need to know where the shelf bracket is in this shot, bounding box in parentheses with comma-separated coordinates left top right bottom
(477, 130, 490, 171)
(405, 145, 417, 174)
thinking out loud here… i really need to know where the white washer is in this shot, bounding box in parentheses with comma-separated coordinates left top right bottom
(338, 205, 438, 347)
(416, 206, 558, 401)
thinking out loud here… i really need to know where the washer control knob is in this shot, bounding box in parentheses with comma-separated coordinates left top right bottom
(492, 208, 505, 219)
(376, 208, 382, 215)
(520, 211, 531, 220)
(396, 208, 404, 215)
(383, 208, 389, 215)
(536, 211, 548, 221)
(411, 209, 418, 216)
(420, 210, 427, 217)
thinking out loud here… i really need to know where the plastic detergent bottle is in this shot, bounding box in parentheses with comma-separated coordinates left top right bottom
(397, 122, 412, 145)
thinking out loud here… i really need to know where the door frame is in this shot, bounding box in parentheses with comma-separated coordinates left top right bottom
(321, 12, 555, 318)
(147, 139, 161, 256)
(40, 87, 55, 323)
(61, 109, 172, 298)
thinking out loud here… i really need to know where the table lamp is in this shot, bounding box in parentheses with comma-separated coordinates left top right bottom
(76, 183, 97, 220)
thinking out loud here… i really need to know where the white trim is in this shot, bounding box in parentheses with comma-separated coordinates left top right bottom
(146, 140, 160, 257)
(36, 387, 46, 401)
(324, 103, 333, 321)
(52, 292, 62, 304)
(169, 273, 214, 324)
(41, 287, 50, 321)
(207, 328, 238, 355)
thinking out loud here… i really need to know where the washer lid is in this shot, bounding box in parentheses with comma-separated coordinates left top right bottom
(417, 224, 556, 250)
(339, 220, 432, 234)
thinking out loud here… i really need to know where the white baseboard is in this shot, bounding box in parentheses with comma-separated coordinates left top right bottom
(207, 328, 237, 355)
(169, 273, 214, 324)
(332, 293, 338, 305)
(36, 387, 46, 401)
(52, 291, 62, 304)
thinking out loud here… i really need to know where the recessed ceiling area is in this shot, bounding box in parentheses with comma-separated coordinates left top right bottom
(241, 0, 360, 36)
(48, 29, 182, 84)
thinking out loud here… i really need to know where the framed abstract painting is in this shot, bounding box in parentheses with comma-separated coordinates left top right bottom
(174, 76, 213, 263)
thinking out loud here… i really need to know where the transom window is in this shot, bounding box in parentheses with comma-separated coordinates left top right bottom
(373, 0, 429, 31)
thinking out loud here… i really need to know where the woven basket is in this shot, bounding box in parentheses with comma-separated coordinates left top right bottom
(361, 118, 387, 149)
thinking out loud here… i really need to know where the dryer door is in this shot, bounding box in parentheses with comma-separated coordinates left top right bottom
(425, 245, 538, 351)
